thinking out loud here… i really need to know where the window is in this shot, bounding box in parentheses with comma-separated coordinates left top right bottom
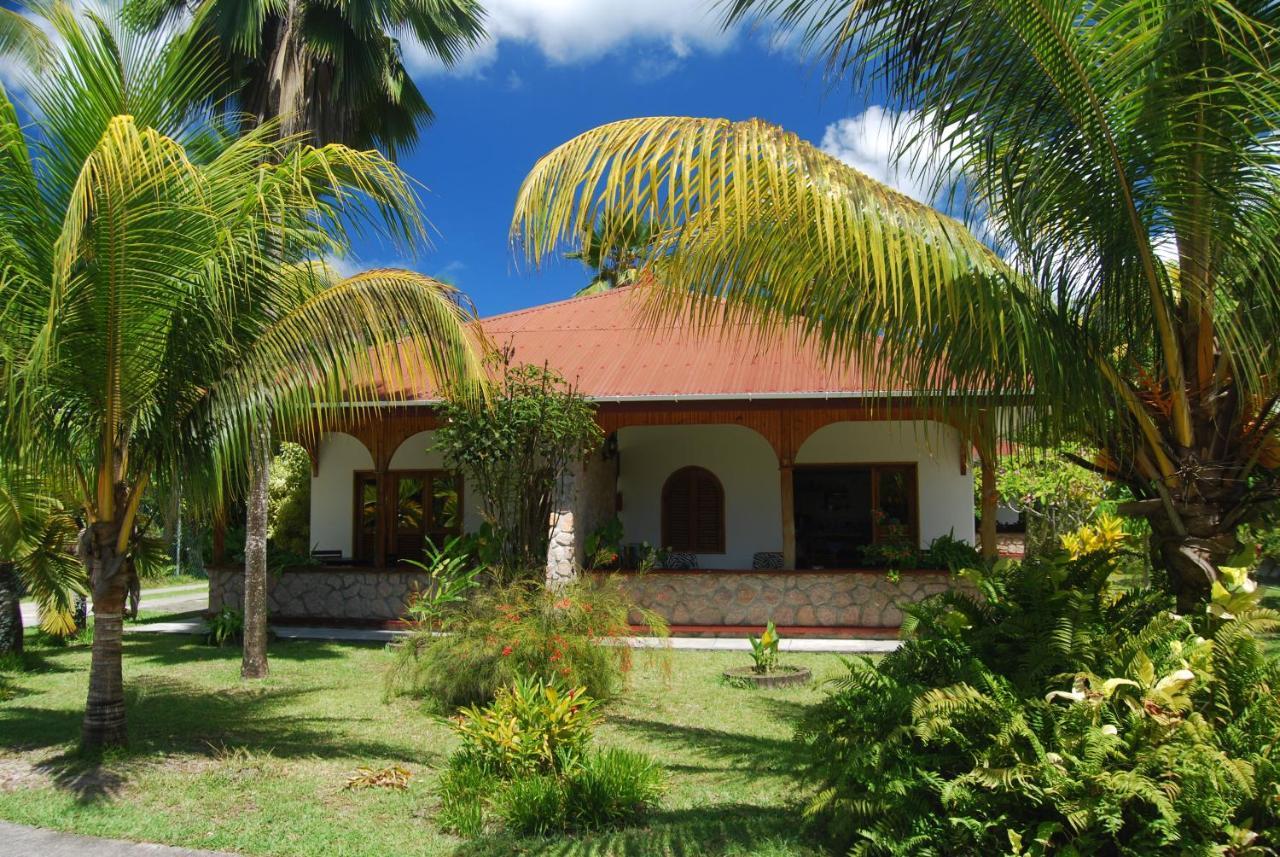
(793, 464, 918, 569)
(352, 470, 463, 565)
(661, 466, 724, 553)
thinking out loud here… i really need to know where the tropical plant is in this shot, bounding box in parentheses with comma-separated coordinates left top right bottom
(509, 0, 1280, 611)
(385, 575, 667, 710)
(583, 517, 625, 570)
(266, 442, 311, 557)
(566, 218, 658, 296)
(981, 443, 1113, 557)
(920, 532, 982, 572)
(130, 0, 486, 682)
(0, 467, 85, 654)
(0, 3, 479, 747)
(433, 358, 603, 583)
(401, 535, 483, 629)
(128, 0, 486, 155)
(748, 619, 780, 674)
(439, 679, 664, 837)
(206, 606, 244, 647)
(795, 549, 1280, 854)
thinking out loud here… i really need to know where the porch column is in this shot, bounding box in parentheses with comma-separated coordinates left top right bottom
(780, 462, 796, 569)
(977, 440, 999, 561)
(546, 465, 579, 588)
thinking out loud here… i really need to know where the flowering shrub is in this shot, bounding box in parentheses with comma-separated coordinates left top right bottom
(385, 575, 668, 710)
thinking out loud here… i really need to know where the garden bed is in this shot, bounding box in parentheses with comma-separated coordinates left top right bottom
(723, 665, 811, 688)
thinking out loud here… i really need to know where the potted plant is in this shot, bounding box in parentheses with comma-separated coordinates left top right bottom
(723, 621, 811, 688)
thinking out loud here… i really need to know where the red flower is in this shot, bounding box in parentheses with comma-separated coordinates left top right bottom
(554, 598, 573, 610)
(501, 645, 514, 657)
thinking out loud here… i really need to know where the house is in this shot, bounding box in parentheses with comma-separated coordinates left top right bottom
(209, 285, 995, 633)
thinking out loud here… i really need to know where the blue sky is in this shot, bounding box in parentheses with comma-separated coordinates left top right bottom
(353, 8, 925, 317)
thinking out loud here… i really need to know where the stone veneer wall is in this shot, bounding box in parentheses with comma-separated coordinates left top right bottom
(604, 569, 961, 628)
(208, 565, 431, 621)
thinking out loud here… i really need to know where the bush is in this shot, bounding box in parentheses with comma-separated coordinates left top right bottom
(797, 550, 1280, 855)
(564, 748, 664, 830)
(268, 443, 311, 557)
(453, 677, 599, 776)
(437, 681, 665, 838)
(385, 575, 667, 710)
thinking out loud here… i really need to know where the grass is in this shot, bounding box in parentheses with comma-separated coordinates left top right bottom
(0, 632, 844, 856)
(139, 574, 208, 590)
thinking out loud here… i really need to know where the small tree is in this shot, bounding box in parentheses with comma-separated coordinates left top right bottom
(978, 445, 1110, 557)
(435, 359, 602, 583)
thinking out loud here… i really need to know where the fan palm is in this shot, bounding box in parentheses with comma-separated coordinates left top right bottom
(0, 2, 480, 747)
(510, 1, 1280, 609)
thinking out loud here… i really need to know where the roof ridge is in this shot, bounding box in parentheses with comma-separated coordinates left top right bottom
(479, 283, 638, 323)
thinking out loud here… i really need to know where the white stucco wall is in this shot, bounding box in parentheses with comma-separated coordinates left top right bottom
(616, 425, 782, 568)
(795, 420, 975, 547)
(308, 429, 482, 559)
(309, 432, 374, 557)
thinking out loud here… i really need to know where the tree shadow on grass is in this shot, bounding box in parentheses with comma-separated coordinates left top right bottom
(607, 714, 805, 774)
(451, 804, 824, 857)
(121, 633, 354, 668)
(3, 673, 442, 804)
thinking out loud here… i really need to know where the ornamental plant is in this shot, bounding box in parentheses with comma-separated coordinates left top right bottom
(748, 620, 780, 674)
(438, 679, 665, 837)
(434, 358, 602, 584)
(795, 545, 1280, 854)
(385, 575, 668, 710)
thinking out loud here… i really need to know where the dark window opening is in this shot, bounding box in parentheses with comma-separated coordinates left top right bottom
(794, 464, 918, 569)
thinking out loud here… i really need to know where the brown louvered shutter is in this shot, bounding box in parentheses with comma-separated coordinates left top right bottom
(662, 467, 724, 554)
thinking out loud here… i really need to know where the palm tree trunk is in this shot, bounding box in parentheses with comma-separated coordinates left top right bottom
(82, 522, 129, 749)
(1147, 504, 1240, 614)
(241, 428, 270, 679)
(0, 563, 22, 657)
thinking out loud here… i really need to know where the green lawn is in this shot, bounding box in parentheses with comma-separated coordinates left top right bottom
(0, 633, 844, 856)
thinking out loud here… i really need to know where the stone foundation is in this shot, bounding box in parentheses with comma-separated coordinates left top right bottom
(604, 569, 961, 628)
(208, 565, 432, 621)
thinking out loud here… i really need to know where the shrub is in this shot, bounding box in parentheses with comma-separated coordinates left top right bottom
(748, 620, 780, 674)
(796, 550, 1280, 855)
(564, 748, 664, 830)
(267, 443, 312, 557)
(453, 677, 599, 777)
(385, 575, 667, 710)
(437, 682, 665, 837)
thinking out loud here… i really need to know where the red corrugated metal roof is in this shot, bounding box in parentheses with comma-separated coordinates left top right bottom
(478, 285, 884, 399)
(371, 284, 898, 401)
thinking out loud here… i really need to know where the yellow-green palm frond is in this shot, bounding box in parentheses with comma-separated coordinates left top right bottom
(0, 465, 84, 637)
(511, 116, 1048, 429)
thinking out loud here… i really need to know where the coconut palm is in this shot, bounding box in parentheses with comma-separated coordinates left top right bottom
(0, 468, 85, 656)
(566, 219, 658, 296)
(130, 0, 486, 679)
(510, 1, 1280, 609)
(0, 3, 480, 747)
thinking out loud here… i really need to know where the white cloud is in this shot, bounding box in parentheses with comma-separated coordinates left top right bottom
(403, 0, 736, 78)
(819, 106, 955, 206)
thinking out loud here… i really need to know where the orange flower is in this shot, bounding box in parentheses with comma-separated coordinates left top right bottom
(501, 645, 514, 657)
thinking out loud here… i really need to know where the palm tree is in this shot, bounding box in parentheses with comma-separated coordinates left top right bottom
(129, 0, 486, 152)
(566, 220, 657, 296)
(0, 3, 480, 747)
(131, 0, 486, 679)
(510, 2, 1280, 610)
(0, 468, 85, 656)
